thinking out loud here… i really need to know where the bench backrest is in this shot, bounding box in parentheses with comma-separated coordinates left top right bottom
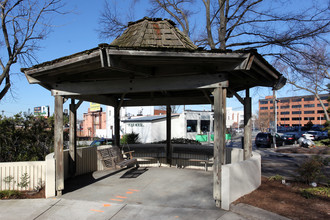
(97, 146, 124, 166)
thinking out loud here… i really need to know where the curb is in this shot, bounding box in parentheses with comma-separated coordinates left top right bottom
(230, 203, 290, 220)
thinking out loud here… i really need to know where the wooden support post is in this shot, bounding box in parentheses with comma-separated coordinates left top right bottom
(69, 99, 77, 176)
(244, 89, 252, 160)
(213, 87, 226, 208)
(166, 105, 172, 165)
(54, 95, 64, 196)
(114, 105, 120, 147)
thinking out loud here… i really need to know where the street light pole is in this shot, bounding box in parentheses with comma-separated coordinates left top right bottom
(273, 90, 277, 148)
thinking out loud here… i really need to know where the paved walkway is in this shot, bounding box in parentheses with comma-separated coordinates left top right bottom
(0, 167, 289, 220)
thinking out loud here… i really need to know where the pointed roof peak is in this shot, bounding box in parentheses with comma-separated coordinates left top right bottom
(110, 17, 197, 51)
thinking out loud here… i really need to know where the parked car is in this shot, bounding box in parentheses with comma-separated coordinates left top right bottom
(281, 134, 297, 145)
(255, 132, 285, 148)
(302, 131, 322, 141)
(90, 138, 113, 147)
(321, 130, 329, 139)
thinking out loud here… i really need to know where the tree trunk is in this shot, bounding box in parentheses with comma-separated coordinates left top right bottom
(218, 0, 227, 50)
(203, 0, 215, 49)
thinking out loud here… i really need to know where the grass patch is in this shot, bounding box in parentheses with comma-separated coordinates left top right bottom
(0, 190, 22, 199)
(268, 174, 284, 181)
(314, 138, 330, 147)
(300, 187, 330, 199)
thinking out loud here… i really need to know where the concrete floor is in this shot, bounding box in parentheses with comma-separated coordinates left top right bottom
(63, 167, 220, 209)
(0, 166, 290, 220)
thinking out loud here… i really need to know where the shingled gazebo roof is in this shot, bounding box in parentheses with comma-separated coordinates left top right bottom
(110, 17, 198, 50)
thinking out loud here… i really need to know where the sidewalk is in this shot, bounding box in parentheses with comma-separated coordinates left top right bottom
(0, 167, 290, 220)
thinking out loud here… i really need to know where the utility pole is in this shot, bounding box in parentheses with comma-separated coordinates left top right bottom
(272, 90, 277, 148)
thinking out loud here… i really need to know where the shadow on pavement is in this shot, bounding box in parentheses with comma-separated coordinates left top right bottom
(63, 167, 145, 194)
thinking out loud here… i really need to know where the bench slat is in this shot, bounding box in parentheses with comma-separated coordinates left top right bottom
(97, 146, 138, 170)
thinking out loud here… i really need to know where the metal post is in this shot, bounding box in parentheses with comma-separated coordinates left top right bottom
(272, 90, 277, 148)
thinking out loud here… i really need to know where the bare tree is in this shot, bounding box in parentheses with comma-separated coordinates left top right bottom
(157, 105, 181, 114)
(0, 0, 65, 100)
(276, 43, 330, 121)
(256, 111, 270, 132)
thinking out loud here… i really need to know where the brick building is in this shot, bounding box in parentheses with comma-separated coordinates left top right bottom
(259, 94, 329, 127)
(81, 108, 107, 138)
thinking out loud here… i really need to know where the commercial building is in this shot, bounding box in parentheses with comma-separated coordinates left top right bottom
(122, 110, 213, 143)
(259, 94, 329, 127)
(81, 108, 107, 137)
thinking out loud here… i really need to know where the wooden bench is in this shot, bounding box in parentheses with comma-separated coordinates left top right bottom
(97, 146, 139, 170)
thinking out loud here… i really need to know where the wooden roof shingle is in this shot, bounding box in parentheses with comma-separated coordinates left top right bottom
(110, 17, 198, 50)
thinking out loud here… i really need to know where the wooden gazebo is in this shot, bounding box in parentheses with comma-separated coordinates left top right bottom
(22, 17, 285, 207)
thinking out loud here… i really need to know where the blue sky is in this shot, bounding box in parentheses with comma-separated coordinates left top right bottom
(0, 0, 320, 119)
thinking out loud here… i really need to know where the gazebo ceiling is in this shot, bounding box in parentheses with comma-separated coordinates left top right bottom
(22, 17, 286, 107)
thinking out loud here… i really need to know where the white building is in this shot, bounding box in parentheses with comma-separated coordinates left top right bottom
(121, 110, 214, 143)
(104, 107, 243, 142)
(105, 106, 155, 138)
(226, 107, 244, 129)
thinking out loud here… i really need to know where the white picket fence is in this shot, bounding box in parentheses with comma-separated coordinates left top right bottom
(0, 160, 46, 191)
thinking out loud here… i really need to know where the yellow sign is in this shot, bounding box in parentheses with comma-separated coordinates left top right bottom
(90, 102, 101, 112)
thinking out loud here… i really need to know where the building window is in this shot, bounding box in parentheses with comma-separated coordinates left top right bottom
(320, 96, 329, 100)
(304, 117, 315, 121)
(304, 104, 315, 108)
(304, 111, 315, 114)
(318, 116, 326, 120)
(200, 120, 210, 132)
(280, 99, 289, 103)
(292, 111, 301, 115)
(317, 110, 325, 114)
(292, 117, 302, 121)
(280, 105, 289, 109)
(280, 112, 290, 115)
(280, 118, 290, 121)
(187, 120, 197, 132)
(292, 98, 302, 102)
(291, 105, 301, 109)
(260, 107, 268, 110)
(317, 103, 329, 107)
(260, 100, 268, 104)
(269, 100, 273, 104)
(304, 97, 314, 101)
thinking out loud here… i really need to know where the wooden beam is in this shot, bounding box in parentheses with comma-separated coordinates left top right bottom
(166, 105, 172, 165)
(227, 88, 244, 105)
(23, 50, 100, 76)
(107, 49, 250, 60)
(69, 99, 77, 176)
(50, 75, 228, 96)
(244, 89, 252, 160)
(202, 90, 214, 105)
(54, 95, 64, 196)
(114, 104, 120, 147)
(117, 93, 127, 112)
(212, 87, 226, 208)
(64, 95, 116, 107)
(121, 95, 211, 106)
